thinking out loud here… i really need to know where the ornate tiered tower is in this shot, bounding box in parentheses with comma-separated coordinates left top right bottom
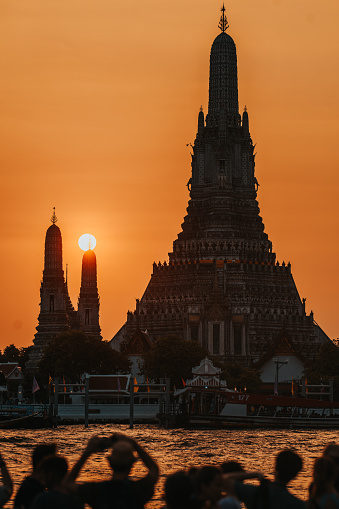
(78, 249, 102, 340)
(112, 6, 329, 364)
(28, 211, 101, 368)
(28, 209, 78, 368)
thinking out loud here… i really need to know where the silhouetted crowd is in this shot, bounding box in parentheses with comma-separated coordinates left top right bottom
(0, 433, 337, 508)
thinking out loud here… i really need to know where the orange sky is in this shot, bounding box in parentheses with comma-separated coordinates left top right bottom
(1, 0, 338, 350)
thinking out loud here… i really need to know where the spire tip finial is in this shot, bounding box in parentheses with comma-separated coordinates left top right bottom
(51, 207, 58, 224)
(218, 3, 229, 33)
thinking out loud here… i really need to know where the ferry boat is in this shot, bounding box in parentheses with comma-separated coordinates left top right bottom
(175, 388, 339, 428)
(173, 357, 339, 428)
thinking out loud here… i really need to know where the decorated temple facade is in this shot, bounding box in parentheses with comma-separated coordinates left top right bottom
(112, 6, 329, 366)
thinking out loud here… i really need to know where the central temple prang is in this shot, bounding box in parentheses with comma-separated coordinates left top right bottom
(111, 6, 330, 371)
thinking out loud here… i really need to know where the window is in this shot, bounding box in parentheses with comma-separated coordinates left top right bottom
(85, 309, 90, 325)
(49, 295, 54, 312)
(190, 325, 199, 342)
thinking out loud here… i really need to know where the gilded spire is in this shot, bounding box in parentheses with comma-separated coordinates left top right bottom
(218, 3, 229, 33)
(51, 207, 58, 224)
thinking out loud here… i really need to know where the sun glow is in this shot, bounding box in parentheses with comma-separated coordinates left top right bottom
(78, 233, 96, 251)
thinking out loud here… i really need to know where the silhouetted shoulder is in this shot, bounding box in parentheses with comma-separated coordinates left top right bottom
(78, 478, 154, 509)
(14, 476, 44, 509)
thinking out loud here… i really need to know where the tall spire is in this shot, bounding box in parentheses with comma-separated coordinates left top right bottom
(78, 249, 102, 340)
(207, 5, 239, 125)
(28, 213, 76, 372)
(44, 214, 63, 273)
(218, 3, 229, 33)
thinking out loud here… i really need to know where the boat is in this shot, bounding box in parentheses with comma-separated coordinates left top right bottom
(50, 374, 164, 425)
(168, 357, 339, 428)
(174, 388, 339, 428)
(0, 405, 49, 428)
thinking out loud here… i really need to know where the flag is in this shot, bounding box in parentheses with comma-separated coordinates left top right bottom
(117, 377, 121, 392)
(274, 375, 278, 396)
(146, 377, 150, 393)
(62, 375, 66, 393)
(182, 378, 186, 388)
(291, 377, 294, 396)
(134, 377, 139, 393)
(32, 376, 40, 394)
(305, 377, 308, 394)
(48, 375, 53, 392)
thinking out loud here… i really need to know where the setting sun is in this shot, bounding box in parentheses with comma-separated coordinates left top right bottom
(78, 233, 96, 251)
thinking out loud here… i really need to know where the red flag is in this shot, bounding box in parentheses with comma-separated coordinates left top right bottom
(182, 378, 186, 388)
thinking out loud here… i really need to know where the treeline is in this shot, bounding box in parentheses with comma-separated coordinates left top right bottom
(1, 333, 131, 401)
(0, 344, 32, 368)
(2, 333, 339, 401)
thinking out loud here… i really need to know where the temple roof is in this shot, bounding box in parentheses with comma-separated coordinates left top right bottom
(254, 327, 305, 369)
(192, 357, 221, 376)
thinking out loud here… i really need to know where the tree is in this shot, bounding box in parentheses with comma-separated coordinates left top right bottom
(304, 340, 339, 400)
(3, 344, 20, 363)
(140, 335, 207, 387)
(18, 346, 33, 370)
(37, 331, 131, 386)
(216, 361, 262, 393)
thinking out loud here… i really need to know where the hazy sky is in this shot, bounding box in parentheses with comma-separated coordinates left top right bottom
(1, 0, 338, 350)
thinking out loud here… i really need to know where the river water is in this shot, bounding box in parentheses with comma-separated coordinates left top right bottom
(1, 424, 338, 507)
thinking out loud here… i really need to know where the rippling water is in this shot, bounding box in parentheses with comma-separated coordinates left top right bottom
(1, 424, 338, 507)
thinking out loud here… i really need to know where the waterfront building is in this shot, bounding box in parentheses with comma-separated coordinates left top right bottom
(0, 362, 24, 401)
(28, 210, 101, 368)
(111, 6, 330, 373)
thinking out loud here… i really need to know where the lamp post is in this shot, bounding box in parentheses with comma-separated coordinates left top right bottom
(273, 358, 288, 396)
